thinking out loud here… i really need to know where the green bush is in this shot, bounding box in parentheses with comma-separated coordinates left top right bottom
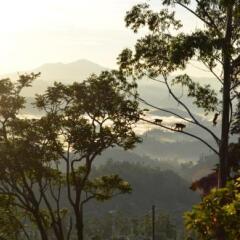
(184, 178, 240, 240)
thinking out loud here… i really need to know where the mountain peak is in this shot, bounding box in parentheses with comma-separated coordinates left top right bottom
(32, 59, 107, 82)
(70, 58, 97, 64)
(38, 59, 106, 69)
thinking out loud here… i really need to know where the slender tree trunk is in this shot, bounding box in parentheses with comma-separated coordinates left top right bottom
(35, 216, 49, 240)
(219, 2, 233, 189)
(217, 4, 233, 240)
(75, 206, 84, 240)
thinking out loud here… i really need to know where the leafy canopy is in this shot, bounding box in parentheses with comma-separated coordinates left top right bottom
(0, 70, 141, 239)
(117, 1, 240, 115)
(185, 178, 240, 240)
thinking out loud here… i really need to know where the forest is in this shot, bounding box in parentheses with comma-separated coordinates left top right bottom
(0, 0, 240, 240)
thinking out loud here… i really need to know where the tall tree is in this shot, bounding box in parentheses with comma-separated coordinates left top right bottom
(117, 0, 240, 190)
(34, 70, 140, 240)
(0, 71, 141, 240)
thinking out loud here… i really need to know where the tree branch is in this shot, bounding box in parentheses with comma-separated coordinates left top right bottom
(201, 61, 223, 84)
(140, 117, 219, 155)
(39, 181, 61, 239)
(137, 96, 195, 124)
(175, 1, 221, 35)
(175, 1, 211, 26)
(163, 74, 220, 145)
(195, 0, 222, 35)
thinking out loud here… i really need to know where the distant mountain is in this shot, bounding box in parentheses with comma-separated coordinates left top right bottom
(7, 59, 107, 97)
(6, 58, 212, 116)
(32, 59, 107, 82)
(6, 59, 106, 82)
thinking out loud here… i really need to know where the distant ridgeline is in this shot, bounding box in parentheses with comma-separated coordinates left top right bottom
(86, 161, 199, 220)
(76, 160, 199, 239)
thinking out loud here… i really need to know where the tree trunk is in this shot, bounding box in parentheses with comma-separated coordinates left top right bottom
(75, 206, 84, 240)
(219, 2, 233, 188)
(35, 217, 49, 240)
(217, 4, 233, 240)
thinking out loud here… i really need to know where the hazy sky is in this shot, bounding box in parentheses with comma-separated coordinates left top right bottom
(0, 0, 204, 75)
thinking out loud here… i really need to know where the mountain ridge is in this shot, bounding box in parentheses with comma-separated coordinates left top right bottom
(4, 59, 107, 81)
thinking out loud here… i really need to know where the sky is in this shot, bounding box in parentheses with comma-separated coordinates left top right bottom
(0, 0, 206, 75)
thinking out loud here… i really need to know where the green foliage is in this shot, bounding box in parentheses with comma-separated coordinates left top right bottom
(35, 70, 141, 153)
(184, 178, 240, 240)
(0, 195, 23, 240)
(172, 74, 218, 114)
(0, 70, 141, 239)
(0, 73, 39, 122)
(117, 0, 240, 114)
(87, 159, 199, 224)
(85, 175, 132, 201)
(125, 3, 182, 33)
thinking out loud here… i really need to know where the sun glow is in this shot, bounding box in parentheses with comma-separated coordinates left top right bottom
(0, 0, 201, 75)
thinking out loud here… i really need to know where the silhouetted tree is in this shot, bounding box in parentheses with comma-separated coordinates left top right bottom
(118, 2, 240, 238)
(0, 71, 141, 240)
(118, 0, 240, 191)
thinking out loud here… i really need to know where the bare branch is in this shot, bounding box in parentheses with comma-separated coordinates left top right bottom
(230, 80, 240, 91)
(201, 61, 223, 84)
(81, 195, 95, 205)
(137, 96, 195, 124)
(39, 181, 62, 240)
(163, 74, 220, 145)
(140, 117, 219, 155)
(175, 1, 221, 35)
(195, 0, 222, 35)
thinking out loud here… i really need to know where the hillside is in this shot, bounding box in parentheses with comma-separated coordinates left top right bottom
(86, 161, 200, 221)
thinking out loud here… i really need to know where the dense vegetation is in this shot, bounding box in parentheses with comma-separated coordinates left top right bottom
(185, 178, 240, 240)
